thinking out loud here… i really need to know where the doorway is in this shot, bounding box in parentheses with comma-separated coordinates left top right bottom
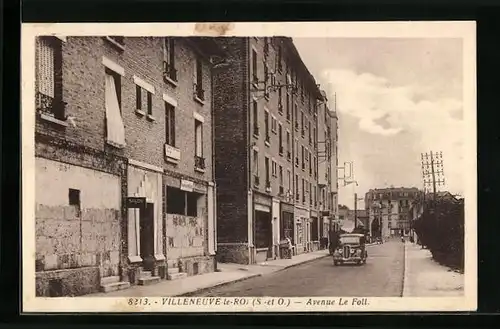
(255, 210, 272, 262)
(140, 202, 155, 271)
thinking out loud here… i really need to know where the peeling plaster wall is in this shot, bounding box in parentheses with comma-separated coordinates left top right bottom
(35, 158, 121, 279)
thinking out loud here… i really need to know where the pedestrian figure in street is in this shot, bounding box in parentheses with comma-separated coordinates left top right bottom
(328, 229, 339, 255)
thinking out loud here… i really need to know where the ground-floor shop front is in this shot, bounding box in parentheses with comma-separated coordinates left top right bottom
(253, 192, 274, 264)
(310, 211, 320, 251)
(293, 206, 310, 255)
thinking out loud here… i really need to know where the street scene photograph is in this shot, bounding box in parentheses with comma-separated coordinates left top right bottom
(22, 22, 476, 312)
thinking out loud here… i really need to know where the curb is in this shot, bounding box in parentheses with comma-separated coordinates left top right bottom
(402, 242, 410, 297)
(278, 253, 330, 271)
(176, 253, 329, 296)
(175, 273, 262, 297)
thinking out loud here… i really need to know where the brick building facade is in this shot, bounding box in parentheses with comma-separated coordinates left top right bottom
(213, 37, 324, 264)
(34, 36, 223, 296)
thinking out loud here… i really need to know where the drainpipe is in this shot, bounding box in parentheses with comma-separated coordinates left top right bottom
(246, 38, 253, 262)
(210, 49, 218, 271)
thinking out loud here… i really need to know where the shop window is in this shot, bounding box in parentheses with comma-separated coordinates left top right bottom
(187, 192, 199, 217)
(167, 186, 200, 217)
(167, 187, 185, 215)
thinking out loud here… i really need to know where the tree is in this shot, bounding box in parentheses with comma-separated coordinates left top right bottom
(413, 198, 464, 271)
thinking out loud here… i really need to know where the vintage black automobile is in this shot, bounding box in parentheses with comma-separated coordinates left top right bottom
(333, 233, 368, 266)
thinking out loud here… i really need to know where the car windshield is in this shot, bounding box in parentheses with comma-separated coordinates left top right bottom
(340, 236, 361, 244)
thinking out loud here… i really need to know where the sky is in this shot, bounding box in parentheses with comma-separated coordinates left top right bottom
(294, 38, 464, 208)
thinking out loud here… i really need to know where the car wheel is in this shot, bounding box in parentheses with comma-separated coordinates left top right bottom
(333, 261, 338, 266)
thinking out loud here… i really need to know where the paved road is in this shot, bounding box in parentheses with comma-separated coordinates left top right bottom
(195, 240, 405, 297)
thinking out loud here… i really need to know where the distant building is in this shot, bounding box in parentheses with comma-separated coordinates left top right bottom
(365, 187, 420, 238)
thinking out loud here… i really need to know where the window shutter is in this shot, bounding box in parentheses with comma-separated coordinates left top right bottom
(193, 59, 197, 87)
(37, 38, 55, 97)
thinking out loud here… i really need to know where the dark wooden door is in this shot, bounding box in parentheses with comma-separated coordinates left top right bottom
(140, 203, 155, 265)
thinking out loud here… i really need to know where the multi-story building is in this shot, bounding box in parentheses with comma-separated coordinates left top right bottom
(365, 187, 420, 238)
(34, 35, 224, 296)
(317, 90, 340, 239)
(213, 37, 324, 264)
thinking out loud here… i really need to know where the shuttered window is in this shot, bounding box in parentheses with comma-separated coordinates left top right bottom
(37, 38, 55, 97)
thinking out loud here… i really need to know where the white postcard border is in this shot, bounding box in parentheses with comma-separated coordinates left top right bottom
(22, 21, 477, 313)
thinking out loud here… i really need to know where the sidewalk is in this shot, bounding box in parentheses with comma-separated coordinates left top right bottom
(87, 249, 329, 297)
(403, 242, 464, 297)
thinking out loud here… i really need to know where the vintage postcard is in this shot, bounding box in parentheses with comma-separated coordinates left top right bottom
(22, 21, 477, 313)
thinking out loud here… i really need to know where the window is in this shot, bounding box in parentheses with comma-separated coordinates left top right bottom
(194, 56, 204, 101)
(313, 156, 317, 177)
(253, 150, 259, 174)
(314, 186, 317, 206)
(295, 174, 299, 200)
(253, 100, 259, 136)
(163, 38, 177, 82)
(287, 169, 291, 191)
(264, 37, 270, 57)
(195, 119, 204, 170)
(278, 87, 283, 113)
(186, 192, 199, 217)
(302, 179, 306, 202)
(301, 112, 305, 136)
(68, 188, 81, 215)
(309, 182, 313, 205)
(135, 84, 153, 116)
(136, 85, 141, 111)
(105, 68, 125, 148)
(286, 131, 291, 159)
(308, 121, 312, 144)
(271, 115, 277, 133)
(252, 49, 258, 84)
(264, 110, 270, 143)
(301, 145, 305, 170)
(294, 104, 299, 130)
(265, 157, 270, 185)
(313, 127, 317, 147)
(278, 123, 283, 154)
(166, 187, 200, 217)
(279, 165, 283, 186)
(272, 160, 277, 177)
(309, 151, 312, 176)
(165, 102, 176, 146)
(35, 37, 64, 119)
(264, 62, 270, 99)
(295, 139, 299, 166)
(286, 90, 290, 120)
(105, 36, 125, 51)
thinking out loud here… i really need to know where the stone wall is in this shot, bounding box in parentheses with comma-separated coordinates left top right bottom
(35, 158, 121, 295)
(178, 255, 215, 276)
(36, 267, 100, 297)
